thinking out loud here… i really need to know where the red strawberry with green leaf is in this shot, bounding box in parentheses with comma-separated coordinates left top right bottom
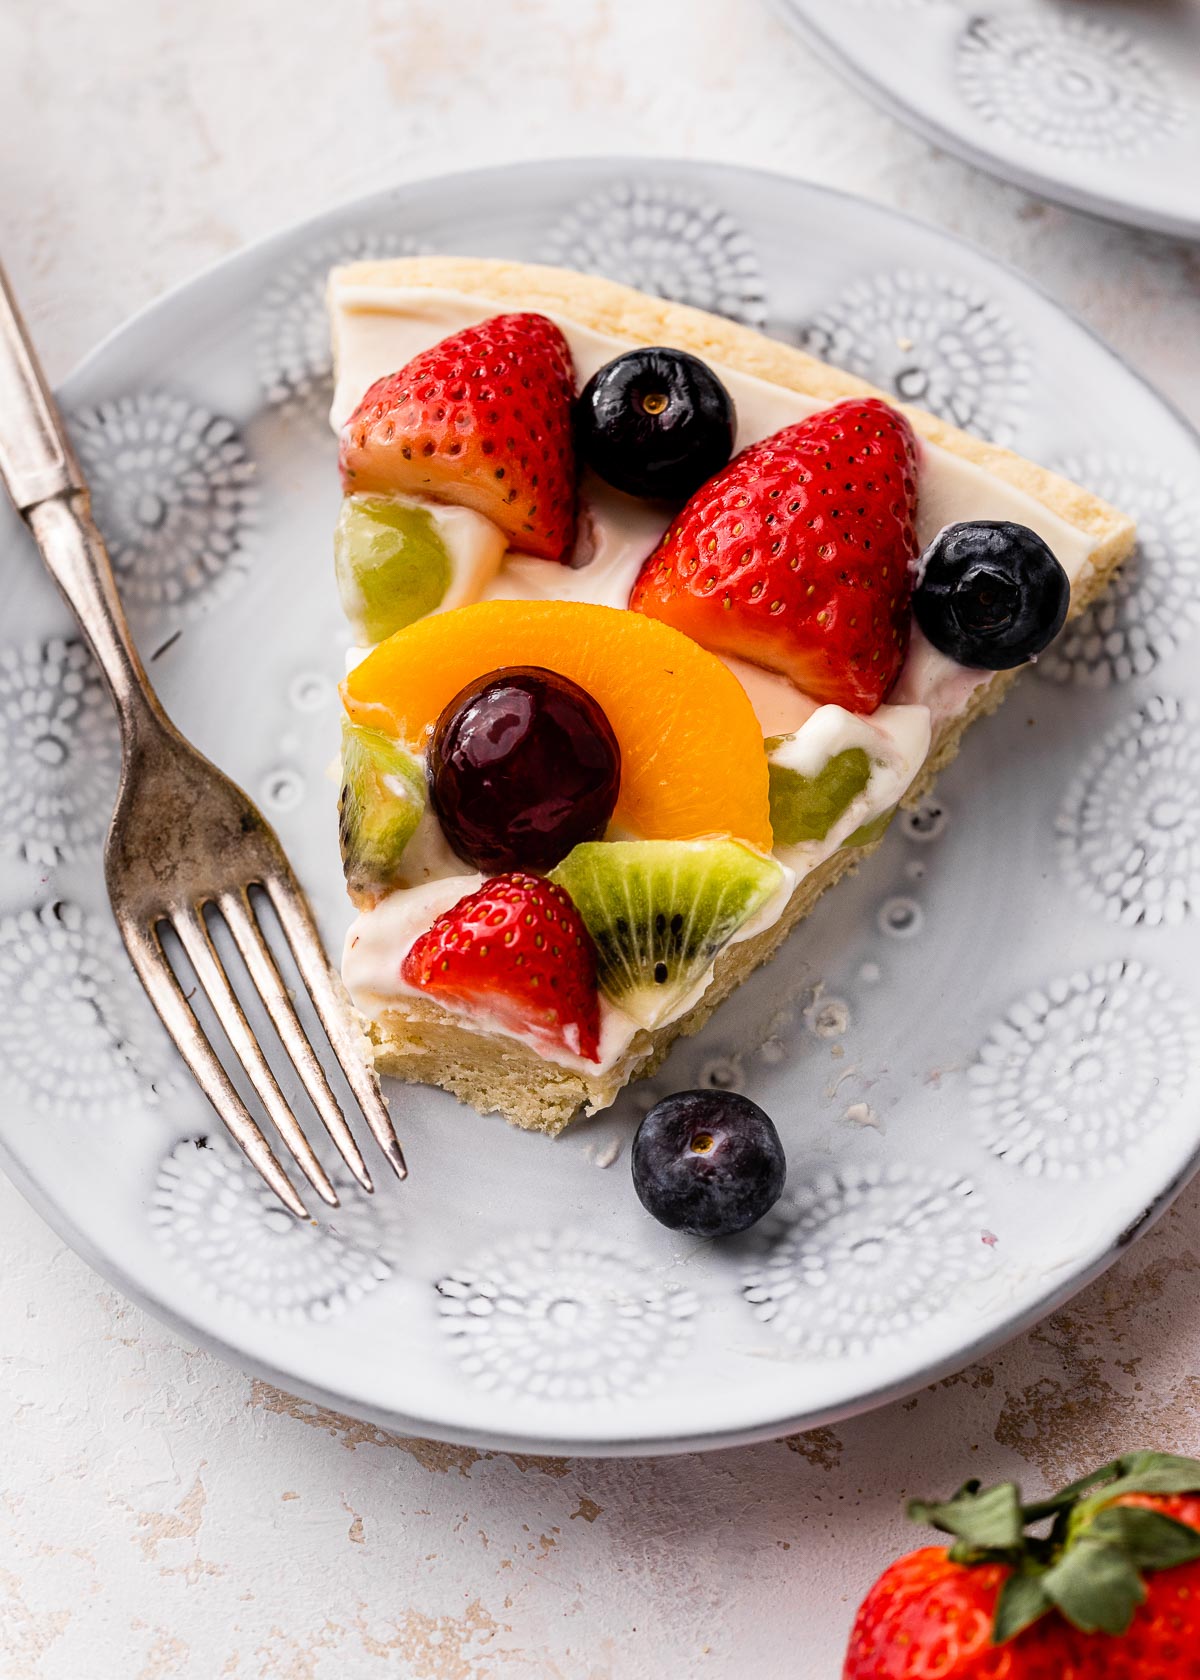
(401, 872, 601, 1063)
(844, 1451, 1200, 1678)
(629, 398, 919, 713)
(339, 313, 578, 563)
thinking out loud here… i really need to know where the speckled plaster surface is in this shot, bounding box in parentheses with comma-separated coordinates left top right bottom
(2, 2, 1200, 1675)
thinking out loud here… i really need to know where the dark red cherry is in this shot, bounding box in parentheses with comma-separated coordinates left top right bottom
(428, 666, 622, 873)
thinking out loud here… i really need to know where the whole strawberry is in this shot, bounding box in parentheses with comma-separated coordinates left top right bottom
(848, 1548, 1077, 1678)
(401, 872, 601, 1063)
(340, 313, 577, 563)
(630, 398, 919, 714)
(844, 1451, 1200, 1678)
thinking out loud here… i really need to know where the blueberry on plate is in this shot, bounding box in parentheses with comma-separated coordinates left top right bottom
(913, 519, 1070, 670)
(576, 347, 736, 502)
(631, 1089, 786, 1238)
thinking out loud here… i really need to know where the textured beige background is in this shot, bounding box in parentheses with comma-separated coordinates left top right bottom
(3, 2, 1200, 1676)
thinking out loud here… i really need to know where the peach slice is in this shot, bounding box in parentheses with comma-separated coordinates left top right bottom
(342, 599, 773, 852)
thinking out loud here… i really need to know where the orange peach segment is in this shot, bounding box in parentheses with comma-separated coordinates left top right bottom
(342, 599, 773, 852)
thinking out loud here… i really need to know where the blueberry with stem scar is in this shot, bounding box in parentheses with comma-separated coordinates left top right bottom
(913, 520, 1069, 670)
(631, 1089, 786, 1237)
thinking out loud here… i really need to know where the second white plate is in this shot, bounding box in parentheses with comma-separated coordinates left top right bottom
(775, 0, 1200, 240)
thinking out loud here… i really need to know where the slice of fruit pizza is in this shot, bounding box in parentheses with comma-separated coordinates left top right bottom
(327, 256, 1135, 1135)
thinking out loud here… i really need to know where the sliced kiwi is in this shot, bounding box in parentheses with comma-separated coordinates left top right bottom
(335, 494, 451, 643)
(769, 746, 872, 846)
(551, 839, 785, 1029)
(339, 720, 426, 902)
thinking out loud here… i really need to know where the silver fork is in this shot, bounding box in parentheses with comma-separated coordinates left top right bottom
(0, 262, 405, 1218)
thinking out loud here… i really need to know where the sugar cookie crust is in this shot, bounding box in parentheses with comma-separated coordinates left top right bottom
(333, 257, 1136, 1134)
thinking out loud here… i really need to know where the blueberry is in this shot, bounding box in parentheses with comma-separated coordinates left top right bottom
(913, 520, 1070, 670)
(631, 1089, 786, 1238)
(575, 348, 736, 502)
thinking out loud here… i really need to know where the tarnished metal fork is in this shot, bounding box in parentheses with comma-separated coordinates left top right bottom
(0, 262, 405, 1218)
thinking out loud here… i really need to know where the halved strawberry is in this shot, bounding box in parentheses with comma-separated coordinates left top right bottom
(629, 398, 920, 713)
(401, 872, 601, 1062)
(339, 313, 577, 563)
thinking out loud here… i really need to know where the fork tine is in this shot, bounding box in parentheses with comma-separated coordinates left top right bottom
(121, 918, 311, 1220)
(220, 888, 374, 1194)
(171, 908, 341, 1209)
(262, 876, 407, 1183)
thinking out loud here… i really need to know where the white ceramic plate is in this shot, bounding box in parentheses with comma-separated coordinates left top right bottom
(775, 0, 1200, 240)
(3, 158, 1200, 1455)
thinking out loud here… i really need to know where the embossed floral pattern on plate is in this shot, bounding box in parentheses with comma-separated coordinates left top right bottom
(744, 1167, 994, 1358)
(152, 1134, 396, 1321)
(542, 180, 768, 328)
(70, 393, 257, 621)
(1057, 697, 1200, 927)
(1038, 458, 1200, 688)
(436, 1229, 698, 1402)
(0, 902, 178, 1117)
(0, 638, 118, 866)
(955, 14, 1183, 159)
(799, 270, 1029, 445)
(969, 961, 1199, 1180)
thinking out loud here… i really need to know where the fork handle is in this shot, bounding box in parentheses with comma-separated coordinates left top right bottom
(0, 262, 166, 747)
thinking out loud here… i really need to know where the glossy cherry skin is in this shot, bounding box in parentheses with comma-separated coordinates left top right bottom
(428, 666, 622, 873)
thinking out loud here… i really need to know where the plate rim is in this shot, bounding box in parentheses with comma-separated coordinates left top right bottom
(3, 1107, 1188, 1457)
(6, 153, 1200, 1456)
(771, 0, 1200, 244)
